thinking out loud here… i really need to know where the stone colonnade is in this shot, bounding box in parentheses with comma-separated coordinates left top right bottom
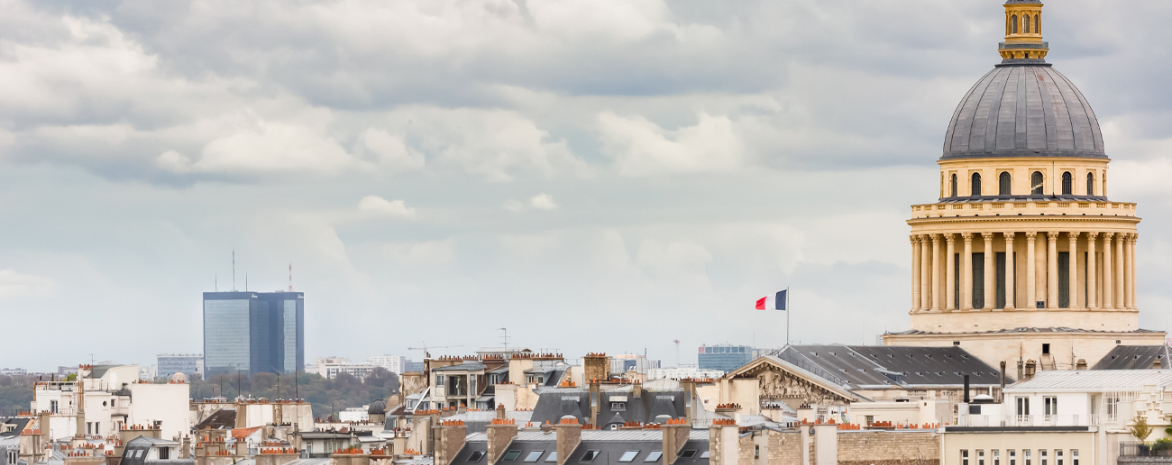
(910, 231, 1137, 312)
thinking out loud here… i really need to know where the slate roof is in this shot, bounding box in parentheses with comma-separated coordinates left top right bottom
(452, 430, 709, 465)
(528, 386, 687, 427)
(1005, 369, 1172, 392)
(942, 64, 1105, 160)
(0, 418, 31, 438)
(1092, 345, 1171, 370)
(433, 363, 487, 372)
(194, 410, 236, 430)
(775, 345, 1006, 389)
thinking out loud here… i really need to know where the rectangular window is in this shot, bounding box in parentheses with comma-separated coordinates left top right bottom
(973, 253, 985, 308)
(1071, 450, 1078, 465)
(1025, 450, 1031, 465)
(1017, 397, 1030, 416)
(1044, 397, 1058, 416)
(679, 451, 696, 459)
(503, 451, 522, 463)
(469, 451, 485, 462)
(993, 450, 1000, 465)
(1056, 450, 1062, 465)
(754, 446, 759, 460)
(996, 252, 1007, 308)
(1040, 450, 1047, 465)
(1057, 252, 1070, 307)
(436, 375, 445, 386)
(611, 402, 627, 412)
(646, 451, 662, 462)
(50, 400, 58, 413)
(1009, 450, 1016, 465)
(581, 451, 599, 462)
(962, 450, 969, 465)
(619, 451, 639, 463)
(545, 452, 557, 463)
(159, 448, 170, 460)
(524, 451, 543, 462)
(979, 450, 985, 465)
(954, 253, 960, 309)
(1106, 396, 1119, 421)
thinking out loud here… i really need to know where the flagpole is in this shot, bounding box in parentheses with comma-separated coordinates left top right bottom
(786, 287, 791, 346)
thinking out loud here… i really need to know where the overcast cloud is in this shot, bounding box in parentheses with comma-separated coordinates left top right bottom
(2, 0, 1172, 371)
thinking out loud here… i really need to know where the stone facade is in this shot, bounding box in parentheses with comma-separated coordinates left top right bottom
(838, 431, 939, 465)
(721, 428, 938, 465)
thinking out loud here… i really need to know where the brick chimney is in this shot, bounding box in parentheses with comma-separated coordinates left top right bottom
(587, 380, 601, 429)
(554, 418, 581, 465)
(486, 418, 518, 465)
(436, 421, 467, 465)
(661, 419, 690, 465)
(39, 410, 50, 445)
(582, 354, 610, 385)
(181, 436, 191, 458)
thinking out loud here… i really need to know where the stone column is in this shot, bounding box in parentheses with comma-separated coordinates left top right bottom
(1067, 232, 1078, 308)
(911, 236, 921, 312)
(1025, 232, 1037, 309)
(1102, 232, 1114, 309)
(984, 234, 995, 310)
(932, 235, 943, 311)
(1086, 232, 1098, 310)
(946, 234, 957, 311)
(1131, 234, 1139, 309)
(1004, 232, 1016, 310)
(1125, 233, 1135, 310)
(1115, 233, 1125, 309)
(1047, 232, 1059, 309)
(962, 233, 974, 310)
(921, 235, 932, 311)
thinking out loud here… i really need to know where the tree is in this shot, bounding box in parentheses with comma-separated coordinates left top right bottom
(1131, 414, 1154, 443)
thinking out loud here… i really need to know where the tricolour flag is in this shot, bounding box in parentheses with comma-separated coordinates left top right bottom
(755, 289, 788, 310)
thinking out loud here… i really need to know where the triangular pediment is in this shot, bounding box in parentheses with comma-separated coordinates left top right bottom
(724, 356, 859, 405)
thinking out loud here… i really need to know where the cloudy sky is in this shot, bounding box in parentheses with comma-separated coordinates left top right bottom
(3, 0, 1172, 372)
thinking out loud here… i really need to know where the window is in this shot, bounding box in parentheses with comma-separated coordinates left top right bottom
(994, 450, 1001, 465)
(581, 451, 600, 462)
(611, 402, 627, 412)
(545, 452, 558, 463)
(1000, 172, 1011, 196)
(979, 450, 986, 465)
(50, 400, 58, 413)
(619, 451, 639, 463)
(1017, 397, 1030, 416)
(951, 174, 958, 197)
(1040, 450, 1047, 465)
(524, 451, 544, 463)
(469, 451, 486, 462)
(972, 173, 982, 196)
(700, 452, 710, 459)
(1087, 173, 1094, 196)
(1106, 396, 1119, 421)
(1024, 450, 1031, 465)
(1044, 397, 1058, 416)
(1011, 15, 1018, 33)
(1042, 344, 1050, 354)
(1056, 450, 1063, 465)
(503, 450, 522, 462)
(1031, 172, 1044, 195)
(1071, 450, 1078, 465)
(436, 375, 445, 386)
(136, 450, 144, 459)
(1035, 14, 1040, 34)
(159, 448, 170, 460)
(646, 451, 663, 462)
(1061, 172, 1072, 195)
(754, 445, 760, 459)
(680, 451, 697, 459)
(1009, 450, 1016, 465)
(962, 450, 970, 465)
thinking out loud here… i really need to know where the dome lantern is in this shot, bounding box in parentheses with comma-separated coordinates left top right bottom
(999, 0, 1048, 62)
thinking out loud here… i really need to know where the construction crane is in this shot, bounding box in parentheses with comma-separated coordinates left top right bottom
(407, 343, 463, 359)
(673, 340, 681, 367)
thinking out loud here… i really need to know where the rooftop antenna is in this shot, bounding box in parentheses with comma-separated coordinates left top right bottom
(288, 263, 294, 292)
(245, 272, 248, 292)
(498, 328, 508, 349)
(672, 340, 680, 367)
(232, 249, 237, 292)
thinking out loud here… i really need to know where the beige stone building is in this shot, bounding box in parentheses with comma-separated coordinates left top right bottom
(884, 0, 1166, 371)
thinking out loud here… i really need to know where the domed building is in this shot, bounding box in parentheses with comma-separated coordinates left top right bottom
(883, 0, 1165, 372)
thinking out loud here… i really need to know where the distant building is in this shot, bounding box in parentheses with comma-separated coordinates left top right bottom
(157, 354, 204, 379)
(0, 368, 25, 376)
(203, 291, 304, 376)
(609, 354, 659, 374)
(314, 358, 379, 380)
(405, 360, 424, 372)
(369, 355, 407, 374)
(697, 344, 753, 372)
(646, 366, 724, 380)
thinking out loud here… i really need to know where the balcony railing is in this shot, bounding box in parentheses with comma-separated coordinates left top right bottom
(911, 200, 1136, 219)
(956, 414, 1099, 427)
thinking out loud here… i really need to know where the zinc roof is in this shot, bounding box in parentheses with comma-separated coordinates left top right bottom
(1005, 369, 1172, 392)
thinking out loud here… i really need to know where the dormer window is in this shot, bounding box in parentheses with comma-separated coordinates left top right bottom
(610, 402, 626, 412)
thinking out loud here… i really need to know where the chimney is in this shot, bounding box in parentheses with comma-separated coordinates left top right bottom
(999, 362, 1006, 401)
(1153, 358, 1163, 370)
(77, 379, 87, 438)
(391, 429, 407, 457)
(1076, 359, 1088, 370)
(235, 436, 247, 456)
(1024, 360, 1036, 381)
(236, 402, 248, 429)
(436, 420, 467, 465)
(678, 379, 696, 425)
(485, 418, 518, 465)
(39, 410, 50, 445)
(555, 418, 582, 465)
(588, 379, 601, 429)
(181, 436, 191, 459)
(495, 405, 506, 421)
(661, 419, 689, 465)
(582, 354, 610, 385)
(709, 420, 738, 465)
(963, 375, 970, 403)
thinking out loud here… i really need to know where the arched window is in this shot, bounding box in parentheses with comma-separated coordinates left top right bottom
(1011, 15, 1018, 34)
(1087, 172, 1095, 196)
(999, 172, 1011, 196)
(1031, 171, 1044, 195)
(971, 173, 982, 196)
(1023, 15, 1031, 33)
(1061, 171, 1072, 195)
(1035, 14, 1040, 34)
(951, 174, 958, 197)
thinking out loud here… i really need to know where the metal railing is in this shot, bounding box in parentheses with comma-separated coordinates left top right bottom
(956, 414, 1098, 427)
(1119, 441, 1172, 457)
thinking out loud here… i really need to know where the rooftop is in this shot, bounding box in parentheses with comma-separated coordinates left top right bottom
(1006, 369, 1172, 392)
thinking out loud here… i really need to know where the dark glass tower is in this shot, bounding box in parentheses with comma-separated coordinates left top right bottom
(203, 291, 304, 376)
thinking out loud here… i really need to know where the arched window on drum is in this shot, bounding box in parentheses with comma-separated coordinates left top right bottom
(1031, 171, 1044, 195)
(999, 171, 1011, 196)
(951, 174, 958, 197)
(1087, 172, 1095, 196)
(971, 173, 982, 197)
(1061, 171, 1073, 195)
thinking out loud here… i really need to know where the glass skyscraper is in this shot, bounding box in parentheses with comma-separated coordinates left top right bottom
(697, 344, 754, 372)
(203, 291, 304, 376)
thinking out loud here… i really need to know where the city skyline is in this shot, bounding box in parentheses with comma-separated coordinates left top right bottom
(3, 0, 1172, 371)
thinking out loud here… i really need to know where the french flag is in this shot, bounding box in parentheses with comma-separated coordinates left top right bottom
(756, 289, 788, 310)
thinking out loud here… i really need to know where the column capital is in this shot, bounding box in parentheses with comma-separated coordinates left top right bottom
(945, 234, 956, 245)
(1047, 232, 1059, 244)
(961, 232, 974, 243)
(1025, 231, 1037, 240)
(910, 235, 920, 245)
(983, 233, 994, 244)
(1086, 231, 1099, 239)
(930, 234, 943, 244)
(1132, 233, 1139, 243)
(1067, 231, 1080, 239)
(1102, 232, 1115, 239)
(1003, 232, 1016, 239)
